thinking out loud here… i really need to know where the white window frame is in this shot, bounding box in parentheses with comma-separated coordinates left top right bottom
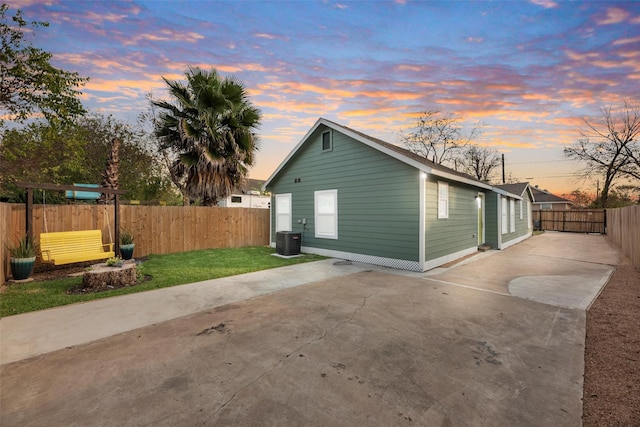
(275, 193, 292, 232)
(510, 199, 516, 233)
(315, 189, 338, 239)
(438, 182, 449, 219)
(519, 200, 523, 220)
(501, 197, 508, 234)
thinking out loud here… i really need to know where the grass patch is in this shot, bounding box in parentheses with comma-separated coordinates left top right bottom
(1, 247, 325, 317)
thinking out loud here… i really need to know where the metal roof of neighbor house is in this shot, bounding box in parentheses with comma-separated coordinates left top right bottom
(264, 117, 493, 191)
(530, 187, 573, 204)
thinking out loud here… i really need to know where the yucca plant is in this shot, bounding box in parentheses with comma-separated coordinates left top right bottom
(8, 235, 38, 258)
(119, 230, 134, 245)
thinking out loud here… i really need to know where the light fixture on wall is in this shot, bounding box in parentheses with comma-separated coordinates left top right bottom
(475, 195, 482, 208)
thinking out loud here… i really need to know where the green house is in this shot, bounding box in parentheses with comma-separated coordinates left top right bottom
(264, 118, 531, 271)
(490, 182, 535, 249)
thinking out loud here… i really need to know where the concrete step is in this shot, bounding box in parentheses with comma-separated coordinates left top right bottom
(478, 244, 492, 252)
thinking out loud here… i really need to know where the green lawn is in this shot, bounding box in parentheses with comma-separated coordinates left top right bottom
(1, 247, 325, 317)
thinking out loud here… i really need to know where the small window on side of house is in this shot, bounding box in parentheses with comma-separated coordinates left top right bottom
(438, 182, 449, 219)
(322, 131, 332, 152)
(231, 196, 242, 203)
(519, 200, 523, 220)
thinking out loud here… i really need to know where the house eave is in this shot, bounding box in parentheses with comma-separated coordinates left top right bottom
(263, 118, 493, 191)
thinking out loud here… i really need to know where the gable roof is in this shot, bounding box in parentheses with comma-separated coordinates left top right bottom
(493, 182, 534, 201)
(530, 187, 573, 204)
(264, 118, 492, 190)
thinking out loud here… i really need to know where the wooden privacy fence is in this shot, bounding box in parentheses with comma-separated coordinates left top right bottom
(532, 209, 606, 233)
(606, 205, 640, 270)
(1, 203, 270, 282)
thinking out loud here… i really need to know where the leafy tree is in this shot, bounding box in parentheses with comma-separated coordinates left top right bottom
(564, 101, 640, 208)
(0, 4, 87, 126)
(560, 189, 593, 208)
(0, 114, 176, 203)
(459, 145, 501, 182)
(401, 110, 482, 167)
(152, 67, 261, 206)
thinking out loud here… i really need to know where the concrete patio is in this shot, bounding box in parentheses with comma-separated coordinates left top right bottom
(0, 232, 621, 426)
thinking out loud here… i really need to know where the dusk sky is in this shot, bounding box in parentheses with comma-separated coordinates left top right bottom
(12, 0, 640, 194)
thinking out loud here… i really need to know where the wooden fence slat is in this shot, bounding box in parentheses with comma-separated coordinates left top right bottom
(533, 209, 606, 234)
(606, 205, 640, 270)
(2, 203, 270, 281)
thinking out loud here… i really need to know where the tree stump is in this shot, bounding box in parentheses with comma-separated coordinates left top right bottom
(82, 262, 137, 291)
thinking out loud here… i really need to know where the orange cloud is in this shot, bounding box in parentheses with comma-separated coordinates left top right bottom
(613, 36, 640, 46)
(124, 29, 204, 45)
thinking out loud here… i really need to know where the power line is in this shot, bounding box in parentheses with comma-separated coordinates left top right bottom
(508, 159, 573, 165)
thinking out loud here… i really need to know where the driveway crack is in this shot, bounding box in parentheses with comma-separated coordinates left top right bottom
(201, 292, 377, 425)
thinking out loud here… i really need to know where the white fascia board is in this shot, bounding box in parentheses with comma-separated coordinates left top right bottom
(263, 118, 327, 189)
(263, 117, 493, 191)
(429, 169, 492, 190)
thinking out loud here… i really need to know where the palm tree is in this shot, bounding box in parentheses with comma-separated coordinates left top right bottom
(153, 67, 261, 206)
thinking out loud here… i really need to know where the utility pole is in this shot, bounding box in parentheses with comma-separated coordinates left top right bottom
(501, 154, 505, 184)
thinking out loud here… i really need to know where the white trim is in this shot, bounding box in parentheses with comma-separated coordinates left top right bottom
(501, 196, 508, 234)
(500, 232, 532, 250)
(477, 192, 485, 244)
(263, 118, 493, 191)
(497, 196, 503, 248)
(300, 246, 422, 272)
(314, 189, 338, 239)
(423, 246, 478, 271)
(492, 187, 523, 200)
(509, 199, 516, 233)
(275, 193, 292, 232)
(438, 181, 449, 219)
(419, 172, 426, 271)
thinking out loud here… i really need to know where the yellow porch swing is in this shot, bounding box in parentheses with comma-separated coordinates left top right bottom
(39, 190, 115, 265)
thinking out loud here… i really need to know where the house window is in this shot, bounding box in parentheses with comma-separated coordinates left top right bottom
(541, 203, 552, 210)
(315, 189, 338, 239)
(501, 197, 508, 234)
(231, 196, 242, 203)
(438, 182, 449, 219)
(510, 199, 516, 233)
(275, 193, 292, 232)
(322, 131, 332, 152)
(519, 200, 523, 219)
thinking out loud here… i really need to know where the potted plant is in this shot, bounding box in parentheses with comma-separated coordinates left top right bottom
(8, 235, 38, 281)
(119, 230, 135, 260)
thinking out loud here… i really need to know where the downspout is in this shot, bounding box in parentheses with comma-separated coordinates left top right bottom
(497, 196, 503, 249)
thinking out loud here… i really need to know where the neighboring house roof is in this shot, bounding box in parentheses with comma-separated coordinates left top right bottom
(264, 118, 493, 191)
(530, 187, 573, 204)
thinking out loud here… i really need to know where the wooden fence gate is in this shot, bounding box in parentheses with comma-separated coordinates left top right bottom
(532, 209, 606, 234)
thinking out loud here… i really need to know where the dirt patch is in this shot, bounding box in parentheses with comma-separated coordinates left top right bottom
(583, 257, 640, 426)
(1, 258, 151, 295)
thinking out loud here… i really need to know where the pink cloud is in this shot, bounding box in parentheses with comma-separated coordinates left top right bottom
(596, 7, 630, 25)
(529, 0, 558, 9)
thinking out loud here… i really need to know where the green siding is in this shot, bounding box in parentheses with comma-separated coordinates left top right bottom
(501, 193, 533, 245)
(268, 125, 421, 262)
(424, 178, 479, 261)
(485, 192, 500, 248)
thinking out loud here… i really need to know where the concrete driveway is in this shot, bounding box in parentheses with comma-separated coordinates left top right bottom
(0, 232, 620, 426)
